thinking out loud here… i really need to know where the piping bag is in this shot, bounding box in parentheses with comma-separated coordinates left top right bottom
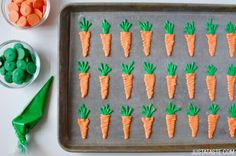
(12, 76, 54, 152)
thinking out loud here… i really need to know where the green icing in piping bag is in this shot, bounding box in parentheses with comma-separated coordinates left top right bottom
(12, 76, 54, 152)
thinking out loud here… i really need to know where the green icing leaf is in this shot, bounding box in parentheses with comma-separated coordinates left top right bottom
(97, 63, 112, 76)
(227, 64, 236, 76)
(141, 103, 157, 118)
(206, 64, 217, 76)
(228, 103, 236, 118)
(186, 103, 200, 116)
(166, 62, 177, 76)
(78, 104, 90, 119)
(99, 103, 113, 115)
(165, 101, 181, 115)
(120, 105, 133, 116)
(208, 103, 220, 115)
(77, 61, 90, 73)
(185, 62, 198, 74)
(137, 20, 152, 31)
(225, 21, 236, 33)
(143, 61, 156, 74)
(163, 20, 174, 34)
(121, 60, 134, 74)
(79, 17, 92, 32)
(101, 19, 111, 34)
(183, 21, 195, 35)
(118, 19, 132, 32)
(206, 18, 218, 35)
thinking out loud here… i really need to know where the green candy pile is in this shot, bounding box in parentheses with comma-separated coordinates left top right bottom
(0, 43, 37, 85)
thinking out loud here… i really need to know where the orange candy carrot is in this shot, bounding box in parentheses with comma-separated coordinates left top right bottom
(77, 61, 90, 98)
(227, 64, 236, 101)
(225, 21, 236, 57)
(77, 104, 90, 139)
(99, 104, 113, 139)
(208, 103, 220, 139)
(121, 61, 134, 100)
(206, 18, 218, 57)
(187, 103, 200, 138)
(143, 61, 156, 99)
(79, 17, 92, 57)
(185, 62, 198, 99)
(165, 101, 181, 138)
(118, 19, 132, 57)
(163, 20, 175, 56)
(227, 104, 236, 138)
(120, 105, 133, 140)
(166, 62, 177, 99)
(183, 21, 196, 57)
(98, 63, 112, 100)
(100, 19, 112, 57)
(206, 65, 217, 101)
(141, 103, 156, 139)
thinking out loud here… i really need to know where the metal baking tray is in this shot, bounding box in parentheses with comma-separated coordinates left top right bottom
(59, 3, 236, 152)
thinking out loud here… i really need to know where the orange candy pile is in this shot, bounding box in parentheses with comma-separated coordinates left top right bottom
(8, 0, 47, 27)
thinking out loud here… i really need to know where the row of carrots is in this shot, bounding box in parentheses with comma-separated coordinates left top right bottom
(77, 102, 236, 140)
(77, 61, 236, 102)
(78, 17, 236, 58)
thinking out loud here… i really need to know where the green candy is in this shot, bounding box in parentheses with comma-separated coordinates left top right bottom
(16, 60, 27, 70)
(25, 74, 33, 82)
(26, 62, 37, 74)
(12, 69, 25, 84)
(14, 43, 24, 49)
(0, 67, 6, 75)
(0, 56, 5, 67)
(4, 61, 16, 71)
(17, 48, 25, 60)
(4, 48, 17, 61)
(4, 72, 13, 83)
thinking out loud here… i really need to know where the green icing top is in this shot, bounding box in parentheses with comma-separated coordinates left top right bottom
(118, 19, 132, 32)
(208, 103, 220, 115)
(228, 103, 236, 118)
(99, 103, 113, 115)
(137, 20, 152, 31)
(206, 64, 217, 76)
(101, 19, 111, 34)
(183, 21, 195, 35)
(97, 63, 112, 76)
(206, 18, 218, 35)
(227, 64, 236, 76)
(143, 61, 156, 74)
(163, 20, 174, 34)
(120, 105, 133, 116)
(185, 62, 198, 74)
(79, 17, 92, 32)
(78, 104, 90, 119)
(77, 61, 90, 73)
(186, 103, 200, 116)
(165, 101, 181, 115)
(225, 21, 236, 33)
(141, 103, 157, 118)
(166, 62, 177, 76)
(121, 60, 134, 75)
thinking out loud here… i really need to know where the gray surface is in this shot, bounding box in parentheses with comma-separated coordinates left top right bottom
(67, 10, 236, 147)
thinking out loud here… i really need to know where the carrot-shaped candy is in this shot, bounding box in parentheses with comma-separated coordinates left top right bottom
(97, 63, 112, 100)
(184, 21, 196, 57)
(163, 20, 175, 56)
(79, 17, 92, 57)
(187, 103, 200, 138)
(121, 61, 135, 100)
(118, 19, 132, 57)
(77, 104, 91, 139)
(206, 64, 217, 101)
(100, 19, 111, 57)
(206, 18, 218, 57)
(165, 101, 181, 138)
(137, 20, 153, 56)
(120, 105, 134, 140)
(141, 103, 157, 139)
(227, 104, 236, 138)
(99, 104, 113, 139)
(143, 61, 156, 99)
(227, 64, 236, 101)
(166, 62, 177, 99)
(77, 61, 90, 98)
(185, 62, 198, 99)
(208, 103, 220, 139)
(225, 21, 236, 58)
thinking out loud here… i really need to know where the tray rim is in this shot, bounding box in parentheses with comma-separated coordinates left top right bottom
(59, 3, 236, 153)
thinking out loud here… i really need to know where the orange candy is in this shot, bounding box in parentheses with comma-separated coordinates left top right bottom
(9, 10, 19, 23)
(17, 16, 27, 27)
(33, 0, 44, 9)
(27, 14, 40, 26)
(8, 2, 19, 12)
(20, 3, 32, 16)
